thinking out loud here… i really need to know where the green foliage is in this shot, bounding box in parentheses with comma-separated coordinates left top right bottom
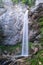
(39, 17, 43, 26)
(38, 17, 43, 44)
(30, 50, 43, 65)
(22, 0, 35, 6)
(12, 0, 35, 6)
(0, 43, 21, 52)
(23, 50, 43, 65)
(12, 0, 19, 4)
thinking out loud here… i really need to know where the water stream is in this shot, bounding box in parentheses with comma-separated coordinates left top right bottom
(0, 0, 43, 65)
(22, 10, 29, 56)
(0, 0, 43, 59)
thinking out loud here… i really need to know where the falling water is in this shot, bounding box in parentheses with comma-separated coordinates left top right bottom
(0, 0, 29, 57)
(22, 10, 29, 57)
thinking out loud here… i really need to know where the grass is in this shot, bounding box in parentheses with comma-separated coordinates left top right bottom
(0, 42, 21, 52)
(30, 50, 43, 65)
(24, 49, 43, 65)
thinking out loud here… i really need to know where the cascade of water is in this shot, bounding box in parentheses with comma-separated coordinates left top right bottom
(22, 10, 29, 57)
(0, 1, 29, 57)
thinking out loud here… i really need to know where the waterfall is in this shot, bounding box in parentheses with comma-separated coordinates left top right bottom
(0, 1, 29, 57)
(22, 10, 29, 57)
(35, 0, 43, 5)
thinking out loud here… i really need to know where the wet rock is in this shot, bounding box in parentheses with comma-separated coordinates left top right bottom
(0, 4, 24, 45)
(34, 41, 39, 43)
(33, 47, 39, 54)
(0, 7, 7, 15)
(36, 35, 41, 39)
(15, 47, 21, 55)
(3, 50, 8, 55)
(0, 3, 43, 45)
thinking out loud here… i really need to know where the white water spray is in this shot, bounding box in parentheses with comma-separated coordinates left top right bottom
(22, 10, 29, 57)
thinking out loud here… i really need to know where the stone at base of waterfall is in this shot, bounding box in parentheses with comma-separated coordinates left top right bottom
(15, 47, 21, 55)
(36, 35, 41, 39)
(33, 47, 39, 54)
(21, 55, 29, 58)
(15, 57, 31, 65)
(13, 54, 32, 59)
(34, 41, 39, 43)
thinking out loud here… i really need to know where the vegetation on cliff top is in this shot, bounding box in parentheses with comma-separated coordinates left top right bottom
(12, 0, 35, 6)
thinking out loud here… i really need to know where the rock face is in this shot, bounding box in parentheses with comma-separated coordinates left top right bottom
(0, 3, 43, 45)
(29, 3, 43, 42)
(0, 4, 27, 45)
(35, 0, 43, 6)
